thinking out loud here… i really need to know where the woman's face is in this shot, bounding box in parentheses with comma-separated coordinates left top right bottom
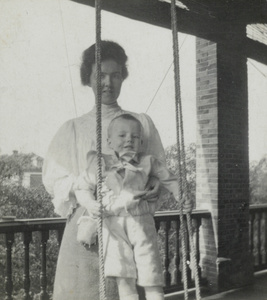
(89, 59, 123, 105)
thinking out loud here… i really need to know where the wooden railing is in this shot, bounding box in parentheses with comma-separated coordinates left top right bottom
(249, 204, 267, 272)
(0, 205, 266, 299)
(154, 210, 210, 294)
(0, 218, 65, 300)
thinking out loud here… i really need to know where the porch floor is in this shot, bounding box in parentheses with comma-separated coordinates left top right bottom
(165, 271, 267, 300)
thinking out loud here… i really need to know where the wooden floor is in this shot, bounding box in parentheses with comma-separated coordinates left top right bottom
(165, 271, 267, 300)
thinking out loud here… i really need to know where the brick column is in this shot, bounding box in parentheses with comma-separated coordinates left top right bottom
(196, 28, 253, 292)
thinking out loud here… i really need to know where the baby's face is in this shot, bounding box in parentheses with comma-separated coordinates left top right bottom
(108, 119, 142, 154)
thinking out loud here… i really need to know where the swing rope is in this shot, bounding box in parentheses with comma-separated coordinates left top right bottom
(95, 0, 107, 299)
(94, 1, 201, 299)
(170, 0, 201, 299)
(170, 1, 189, 299)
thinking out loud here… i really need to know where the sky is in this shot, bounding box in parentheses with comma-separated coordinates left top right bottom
(0, 0, 266, 162)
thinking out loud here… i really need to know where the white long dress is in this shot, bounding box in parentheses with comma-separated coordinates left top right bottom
(42, 102, 166, 300)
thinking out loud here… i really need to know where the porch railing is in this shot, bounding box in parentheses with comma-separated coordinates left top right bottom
(0, 205, 266, 299)
(0, 218, 65, 300)
(249, 204, 267, 272)
(154, 210, 210, 294)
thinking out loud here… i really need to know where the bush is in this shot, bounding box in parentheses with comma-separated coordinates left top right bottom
(250, 155, 267, 204)
(0, 183, 58, 299)
(159, 143, 196, 211)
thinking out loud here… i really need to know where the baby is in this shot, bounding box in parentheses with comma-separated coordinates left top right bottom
(74, 114, 192, 300)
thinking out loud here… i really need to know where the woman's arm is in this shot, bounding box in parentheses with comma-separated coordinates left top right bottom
(137, 113, 166, 200)
(138, 113, 166, 163)
(42, 120, 80, 217)
(73, 152, 102, 218)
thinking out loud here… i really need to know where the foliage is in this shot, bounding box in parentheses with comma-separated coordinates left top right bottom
(163, 143, 267, 205)
(0, 184, 55, 219)
(0, 155, 23, 184)
(155, 143, 197, 273)
(0, 152, 56, 299)
(0, 183, 58, 299)
(0, 152, 43, 185)
(1, 147, 267, 298)
(249, 155, 267, 204)
(158, 143, 196, 211)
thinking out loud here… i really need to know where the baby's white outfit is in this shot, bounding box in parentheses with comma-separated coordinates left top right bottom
(76, 150, 179, 287)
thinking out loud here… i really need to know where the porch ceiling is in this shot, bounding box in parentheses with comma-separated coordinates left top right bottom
(71, 0, 267, 65)
(71, 0, 267, 37)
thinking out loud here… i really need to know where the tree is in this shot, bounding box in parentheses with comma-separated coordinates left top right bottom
(0, 184, 55, 219)
(250, 155, 267, 204)
(158, 143, 196, 211)
(0, 152, 56, 299)
(0, 152, 42, 185)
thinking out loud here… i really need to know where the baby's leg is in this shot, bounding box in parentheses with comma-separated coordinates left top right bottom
(144, 286, 164, 300)
(116, 277, 139, 300)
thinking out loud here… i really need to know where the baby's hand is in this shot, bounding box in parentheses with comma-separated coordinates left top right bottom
(86, 201, 102, 218)
(117, 190, 146, 212)
(75, 190, 102, 217)
(143, 176, 160, 202)
(133, 191, 148, 200)
(122, 191, 143, 211)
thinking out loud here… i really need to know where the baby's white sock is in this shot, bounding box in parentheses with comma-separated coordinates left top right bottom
(145, 286, 164, 300)
(145, 292, 164, 300)
(121, 294, 139, 300)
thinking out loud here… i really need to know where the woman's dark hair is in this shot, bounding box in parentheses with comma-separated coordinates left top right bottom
(80, 40, 129, 86)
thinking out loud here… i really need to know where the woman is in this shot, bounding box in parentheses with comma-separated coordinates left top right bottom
(43, 41, 166, 300)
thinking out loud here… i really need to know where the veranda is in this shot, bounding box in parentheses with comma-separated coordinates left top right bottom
(1, 1, 267, 299)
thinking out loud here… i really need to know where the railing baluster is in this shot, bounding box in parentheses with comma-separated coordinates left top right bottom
(258, 212, 262, 267)
(172, 219, 181, 285)
(39, 231, 49, 300)
(194, 217, 202, 279)
(247, 205, 267, 272)
(163, 220, 171, 287)
(5, 232, 14, 300)
(184, 215, 192, 283)
(260, 212, 266, 265)
(23, 231, 32, 300)
(155, 219, 160, 232)
(56, 228, 64, 246)
(251, 213, 258, 266)
(265, 212, 267, 267)
(254, 213, 259, 266)
(249, 212, 253, 254)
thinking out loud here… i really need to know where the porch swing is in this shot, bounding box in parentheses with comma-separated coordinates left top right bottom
(93, 0, 201, 299)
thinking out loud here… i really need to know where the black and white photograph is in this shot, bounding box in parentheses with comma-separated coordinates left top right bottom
(0, 1, 267, 299)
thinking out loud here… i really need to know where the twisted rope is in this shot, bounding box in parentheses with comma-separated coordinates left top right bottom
(95, 0, 106, 299)
(171, 1, 188, 298)
(170, 0, 201, 299)
(179, 210, 189, 300)
(187, 214, 201, 299)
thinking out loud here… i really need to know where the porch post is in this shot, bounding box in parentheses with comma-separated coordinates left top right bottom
(196, 24, 253, 292)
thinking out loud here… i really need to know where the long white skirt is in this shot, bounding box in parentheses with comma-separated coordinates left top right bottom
(53, 206, 119, 300)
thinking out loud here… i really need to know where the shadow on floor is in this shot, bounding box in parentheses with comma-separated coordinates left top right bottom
(165, 271, 267, 300)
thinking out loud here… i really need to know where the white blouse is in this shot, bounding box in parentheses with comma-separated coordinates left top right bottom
(42, 103, 166, 217)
